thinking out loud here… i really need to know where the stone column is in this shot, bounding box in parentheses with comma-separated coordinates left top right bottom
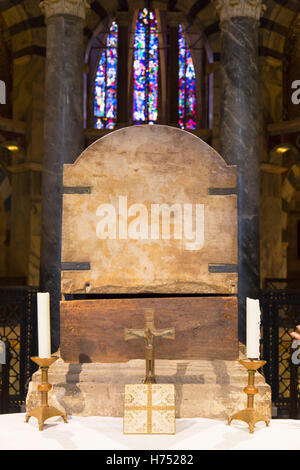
(116, 11, 131, 126)
(215, 0, 265, 342)
(39, 0, 89, 351)
(166, 12, 182, 127)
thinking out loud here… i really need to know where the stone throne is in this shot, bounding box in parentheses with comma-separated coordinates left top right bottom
(27, 125, 270, 419)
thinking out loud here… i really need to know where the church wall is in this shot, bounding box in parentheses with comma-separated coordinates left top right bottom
(287, 190, 300, 283)
(0, 22, 12, 119)
(6, 55, 45, 284)
(259, 56, 285, 283)
(22, 58, 44, 286)
(260, 171, 285, 282)
(8, 151, 30, 279)
(27, 172, 42, 287)
(0, 30, 12, 278)
(0, 195, 8, 276)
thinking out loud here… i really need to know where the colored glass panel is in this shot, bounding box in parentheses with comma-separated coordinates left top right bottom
(178, 24, 196, 129)
(133, 8, 159, 125)
(94, 21, 118, 129)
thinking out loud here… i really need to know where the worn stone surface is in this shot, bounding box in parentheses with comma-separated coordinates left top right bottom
(61, 125, 237, 295)
(26, 351, 271, 420)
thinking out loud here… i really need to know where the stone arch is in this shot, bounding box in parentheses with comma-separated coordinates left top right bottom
(0, 4, 44, 123)
(263, 2, 299, 57)
(0, 5, 34, 57)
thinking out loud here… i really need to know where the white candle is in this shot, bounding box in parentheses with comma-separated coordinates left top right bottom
(37, 292, 51, 358)
(246, 297, 261, 359)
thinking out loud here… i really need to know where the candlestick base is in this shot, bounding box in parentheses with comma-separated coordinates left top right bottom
(25, 356, 68, 431)
(25, 404, 68, 431)
(227, 408, 270, 434)
(227, 359, 270, 434)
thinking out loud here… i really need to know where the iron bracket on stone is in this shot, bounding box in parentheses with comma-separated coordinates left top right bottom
(208, 187, 237, 195)
(63, 186, 91, 194)
(209, 264, 238, 273)
(61, 262, 91, 271)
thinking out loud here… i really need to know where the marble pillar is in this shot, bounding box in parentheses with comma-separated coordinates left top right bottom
(215, 0, 265, 341)
(39, 0, 89, 351)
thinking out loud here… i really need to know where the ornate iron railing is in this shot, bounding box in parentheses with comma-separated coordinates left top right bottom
(0, 287, 38, 412)
(260, 289, 300, 418)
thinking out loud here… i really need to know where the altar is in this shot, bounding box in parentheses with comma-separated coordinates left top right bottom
(1, 413, 300, 451)
(26, 125, 271, 422)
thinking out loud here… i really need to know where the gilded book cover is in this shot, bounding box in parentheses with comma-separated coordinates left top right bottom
(123, 384, 176, 434)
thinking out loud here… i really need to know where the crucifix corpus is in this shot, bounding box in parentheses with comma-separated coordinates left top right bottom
(124, 308, 175, 384)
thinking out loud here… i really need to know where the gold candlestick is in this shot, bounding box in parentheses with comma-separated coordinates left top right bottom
(227, 359, 270, 434)
(25, 356, 68, 431)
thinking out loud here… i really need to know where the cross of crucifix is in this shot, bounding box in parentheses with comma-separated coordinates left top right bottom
(124, 308, 175, 384)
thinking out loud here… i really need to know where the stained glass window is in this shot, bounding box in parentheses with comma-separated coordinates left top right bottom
(133, 8, 159, 125)
(94, 21, 118, 129)
(178, 25, 196, 129)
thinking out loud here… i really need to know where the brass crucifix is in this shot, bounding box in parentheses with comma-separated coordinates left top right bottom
(124, 308, 175, 384)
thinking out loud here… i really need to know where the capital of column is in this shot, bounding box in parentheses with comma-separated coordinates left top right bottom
(213, 0, 266, 23)
(40, 0, 90, 21)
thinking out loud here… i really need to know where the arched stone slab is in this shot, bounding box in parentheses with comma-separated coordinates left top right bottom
(61, 125, 237, 294)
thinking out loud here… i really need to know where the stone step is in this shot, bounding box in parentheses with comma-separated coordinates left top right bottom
(26, 354, 271, 420)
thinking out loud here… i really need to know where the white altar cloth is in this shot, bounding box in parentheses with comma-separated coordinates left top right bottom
(1, 413, 300, 450)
